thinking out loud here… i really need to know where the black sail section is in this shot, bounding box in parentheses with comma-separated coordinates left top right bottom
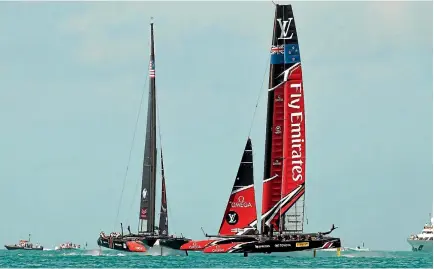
(139, 22, 157, 234)
(158, 150, 169, 236)
(231, 138, 254, 192)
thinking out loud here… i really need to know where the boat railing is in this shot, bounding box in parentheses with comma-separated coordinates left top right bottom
(409, 234, 433, 240)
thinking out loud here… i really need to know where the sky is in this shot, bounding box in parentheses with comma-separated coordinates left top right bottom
(0, 1, 432, 251)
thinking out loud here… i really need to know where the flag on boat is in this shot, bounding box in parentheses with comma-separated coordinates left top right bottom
(270, 45, 284, 54)
(149, 60, 155, 78)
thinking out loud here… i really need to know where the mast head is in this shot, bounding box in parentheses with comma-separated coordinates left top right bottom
(150, 17, 154, 25)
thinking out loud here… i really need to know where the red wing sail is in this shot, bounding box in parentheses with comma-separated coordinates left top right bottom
(218, 138, 258, 235)
(261, 4, 306, 233)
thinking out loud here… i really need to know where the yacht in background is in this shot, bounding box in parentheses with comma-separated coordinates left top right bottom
(407, 214, 433, 252)
(347, 242, 370, 251)
(55, 242, 81, 251)
(4, 234, 43, 251)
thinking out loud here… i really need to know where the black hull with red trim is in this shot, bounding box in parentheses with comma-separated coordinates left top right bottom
(204, 236, 341, 254)
(159, 237, 191, 250)
(207, 236, 260, 247)
(136, 235, 190, 249)
(97, 234, 146, 252)
(98, 237, 125, 251)
(97, 235, 190, 252)
(230, 237, 341, 253)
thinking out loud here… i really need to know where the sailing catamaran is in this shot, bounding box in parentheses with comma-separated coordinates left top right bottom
(97, 20, 190, 253)
(180, 138, 260, 251)
(195, 4, 341, 255)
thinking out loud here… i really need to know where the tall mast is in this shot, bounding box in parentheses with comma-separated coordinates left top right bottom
(139, 20, 157, 234)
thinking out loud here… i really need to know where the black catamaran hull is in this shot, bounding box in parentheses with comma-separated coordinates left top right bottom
(97, 237, 128, 251)
(97, 235, 189, 251)
(97, 236, 146, 252)
(140, 236, 190, 249)
(159, 238, 191, 250)
(204, 237, 341, 254)
(141, 238, 157, 248)
(230, 238, 341, 253)
(4, 245, 43, 251)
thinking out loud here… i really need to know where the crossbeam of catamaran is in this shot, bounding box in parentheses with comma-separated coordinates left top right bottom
(204, 224, 338, 239)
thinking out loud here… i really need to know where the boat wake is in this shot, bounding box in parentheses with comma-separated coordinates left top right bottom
(38, 248, 131, 257)
(145, 245, 185, 256)
(83, 249, 103, 256)
(61, 252, 79, 256)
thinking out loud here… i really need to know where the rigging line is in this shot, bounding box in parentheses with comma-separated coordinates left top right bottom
(156, 96, 163, 151)
(114, 75, 148, 231)
(247, 54, 270, 139)
(126, 165, 141, 226)
(279, 7, 287, 233)
(157, 101, 163, 229)
(243, 53, 270, 231)
(126, 85, 153, 227)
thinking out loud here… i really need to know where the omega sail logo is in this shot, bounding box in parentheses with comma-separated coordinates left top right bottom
(229, 196, 252, 208)
(276, 18, 294, 40)
(142, 188, 147, 200)
(288, 83, 304, 182)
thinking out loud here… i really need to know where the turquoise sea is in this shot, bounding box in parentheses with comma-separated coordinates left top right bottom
(0, 249, 432, 268)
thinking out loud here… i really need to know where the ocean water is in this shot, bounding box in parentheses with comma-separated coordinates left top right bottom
(0, 248, 432, 268)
